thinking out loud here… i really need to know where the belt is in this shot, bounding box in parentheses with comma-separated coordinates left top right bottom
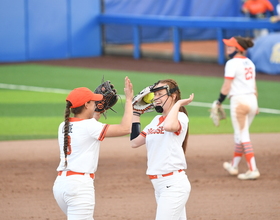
(58, 171, 95, 179)
(148, 169, 183, 179)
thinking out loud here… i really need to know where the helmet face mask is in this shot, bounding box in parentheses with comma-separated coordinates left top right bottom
(150, 81, 179, 113)
(150, 84, 169, 94)
(151, 82, 178, 96)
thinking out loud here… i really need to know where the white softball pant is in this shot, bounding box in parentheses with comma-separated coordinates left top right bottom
(230, 94, 258, 144)
(53, 174, 95, 220)
(151, 171, 191, 220)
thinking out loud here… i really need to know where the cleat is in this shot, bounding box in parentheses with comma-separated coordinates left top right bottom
(237, 169, 260, 180)
(223, 162, 238, 175)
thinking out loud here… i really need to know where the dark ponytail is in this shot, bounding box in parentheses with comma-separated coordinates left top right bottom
(234, 36, 254, 50)
(63, 101, 72, 167)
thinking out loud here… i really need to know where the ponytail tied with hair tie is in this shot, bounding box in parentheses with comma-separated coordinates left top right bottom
(64, 157, 68, 167)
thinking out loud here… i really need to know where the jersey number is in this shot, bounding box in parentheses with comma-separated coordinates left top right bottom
(245, 67, 253, 80)
(67, 135, 72, 155)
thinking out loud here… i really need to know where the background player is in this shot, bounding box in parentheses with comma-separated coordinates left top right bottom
(130, 79, 194, 220)
(215, 36, 260, 180)
(53, 77, 133, 219)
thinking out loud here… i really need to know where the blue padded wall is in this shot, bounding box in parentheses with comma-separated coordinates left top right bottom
(27, 0, 68, 60)
(0, 0, 26, 61)
(0, 0, 101, 62)
(70, 0, 101, 57)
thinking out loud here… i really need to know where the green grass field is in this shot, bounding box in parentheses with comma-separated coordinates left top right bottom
(0, 64, 279, 141)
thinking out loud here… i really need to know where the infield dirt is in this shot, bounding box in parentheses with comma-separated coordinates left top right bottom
(0, 134, 279, 220)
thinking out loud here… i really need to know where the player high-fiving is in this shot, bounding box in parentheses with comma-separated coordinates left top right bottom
(53, 77, 133, 219)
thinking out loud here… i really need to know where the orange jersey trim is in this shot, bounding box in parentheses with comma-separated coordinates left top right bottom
(140, 131, 146, 137)
(98, 124, 109, 141)
(69, 117, 85, 122)
(157, 116, 166, 126)
(225, 76, 234, 80)
(234, 55, 247, 59)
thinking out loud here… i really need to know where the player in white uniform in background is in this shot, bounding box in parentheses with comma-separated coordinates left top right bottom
(131, 79, 194, 220)
(216, 36, 260, 180)
(53, 77, 133, 220)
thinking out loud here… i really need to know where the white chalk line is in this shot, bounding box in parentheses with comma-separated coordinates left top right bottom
(0, 83, 72, 94)
(1, 83, 280, 114)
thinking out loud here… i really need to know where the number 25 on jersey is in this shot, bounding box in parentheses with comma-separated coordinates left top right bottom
(245, 67, 253, 80)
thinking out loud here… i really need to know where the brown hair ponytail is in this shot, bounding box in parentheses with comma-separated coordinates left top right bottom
(63, 101, 72, 167)
(234, 36, 254, 51)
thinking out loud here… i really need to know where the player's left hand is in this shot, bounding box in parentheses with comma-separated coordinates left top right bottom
(132, 85, 155, 114)
(124, 76, 134, 101)
(94, 80, 118, 114)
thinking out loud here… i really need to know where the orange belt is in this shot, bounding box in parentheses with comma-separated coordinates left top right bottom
(58, 171, 95, 179)
(148, 169, 183, 179)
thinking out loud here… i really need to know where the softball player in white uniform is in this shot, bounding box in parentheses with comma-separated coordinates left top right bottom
(216, 36, 260, 180)
(53, 77, 133, 220)
(131, 79, 194, 220)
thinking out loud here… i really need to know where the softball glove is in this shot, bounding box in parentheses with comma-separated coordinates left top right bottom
(132, 86, 155, 114)
(94, 80, 118, 114)
(210, 100, 226, 127)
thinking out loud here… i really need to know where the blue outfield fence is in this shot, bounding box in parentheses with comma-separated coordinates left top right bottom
(0, 0, 280, 74)
(103, 0, 279, 43)
(99, 14, 280, 65)
(0, 0, 102, 62)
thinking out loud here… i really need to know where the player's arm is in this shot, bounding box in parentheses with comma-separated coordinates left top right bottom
(130, 113, 146, 148)
(131, 134, 145, 148)
(217, 78, 232, 105)
(220, 78, 232, 95)
(105, 77, 133, 137)
(164, 93, 194, 132)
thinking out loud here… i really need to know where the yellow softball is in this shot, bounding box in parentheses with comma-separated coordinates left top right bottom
(143, 93, 154, 104)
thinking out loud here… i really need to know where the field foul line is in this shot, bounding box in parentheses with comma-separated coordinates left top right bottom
(1, 83, 280, 115)
(0, 83, 72, 94)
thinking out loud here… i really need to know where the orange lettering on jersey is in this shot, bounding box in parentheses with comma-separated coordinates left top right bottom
(147, 126, 165, 134)
(67, 135, 72, 155)
(245, 67, 253, 80)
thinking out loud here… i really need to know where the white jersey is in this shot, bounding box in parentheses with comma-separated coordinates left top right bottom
(56, 117, 109, 173)
(141, 112, 188, 175)
(224, 56, 256, 97)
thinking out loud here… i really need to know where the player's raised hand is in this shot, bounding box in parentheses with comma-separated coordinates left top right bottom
(177, 93, 194, 106)
(124, 76, 133, 101)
